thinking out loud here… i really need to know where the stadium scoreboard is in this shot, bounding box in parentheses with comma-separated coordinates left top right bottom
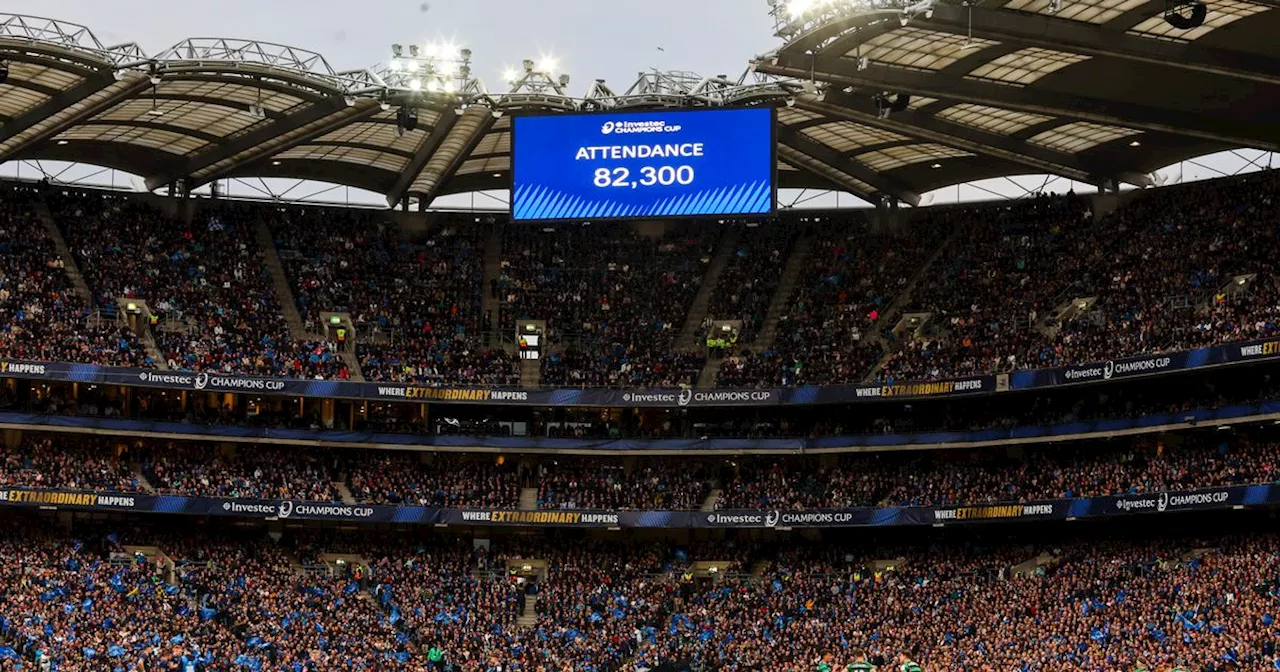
(511, 107, 775, 221)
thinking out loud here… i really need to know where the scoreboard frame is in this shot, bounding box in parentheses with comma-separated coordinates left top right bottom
(509, 105, 778, 223)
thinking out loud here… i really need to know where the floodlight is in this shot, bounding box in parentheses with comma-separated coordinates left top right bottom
(522, 59, 534, 73)
(426, 80, 440, 92)
(392, 44, 404, 57)
(460, 48, 472, 60)
(443, 80, 456, 93)
(786, 0, 821, 18)
(409, 44, 420, 57)
(538, 56, 558, 73)
(409, 78, 423, 91)
(390, 59, 401, 72)
(503, 68, 519, 83)
(558, 73, 571, 87)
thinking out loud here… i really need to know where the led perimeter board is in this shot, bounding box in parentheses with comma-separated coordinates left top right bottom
(511, 107, 776, 221)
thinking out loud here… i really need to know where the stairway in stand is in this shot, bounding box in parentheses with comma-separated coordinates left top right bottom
(333, 481, 357, 504)
(754, 233, 813, 350)
(481, 225, 504, 348)
(519, 359, 541, 388)
(338, 351, 365, 382)
(131, 466, 156, 493)
(861, 226, 964, 383)
(34, 198, 92, 305)
(696, 359, 723, 388)
(517, 596, 538, 627)
(518, 486, 539, 511)
(701, 488, 722, 511)
(674, 227, 741, 350)
(38, 196, 169, 369)
(253, 219, 311, 341)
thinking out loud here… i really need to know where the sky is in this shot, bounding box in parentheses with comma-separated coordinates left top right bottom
(12, 0, 778, 96)
(2, 0, 1275, 209)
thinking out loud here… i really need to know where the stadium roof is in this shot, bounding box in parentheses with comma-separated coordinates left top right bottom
(1, 3, 1278, 209)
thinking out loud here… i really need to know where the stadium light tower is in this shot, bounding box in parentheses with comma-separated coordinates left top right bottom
(385, 40, 475, 95)
(504, 54, 571, 95)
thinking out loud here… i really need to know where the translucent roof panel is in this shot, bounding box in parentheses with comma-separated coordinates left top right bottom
(275, 145, 406, 173)
(156, 80, 308, 114)
(777, 107, 826, 126)
(800, 122, 912, 153)
(855, 143, 975, 171)
(0, 85, 49, 118)
(56, 125, 208, 154)
(9, 61, 85, 91)
(94, 99, 263, 138)
(1001, 0, 1146, 23)
(313, 112, 436, 156)
(935, 104, 1055, 135)
(457, 155, 511, 176)
(471, 130, 511, 157)
(1028, 121, 1142, 153)
(778, 159, 799, 171)
(854, 28, 1000, 71)
(966, 48, 1091, 86)
(1128, 0, 1267, 41)
(907, 96, 939, 110)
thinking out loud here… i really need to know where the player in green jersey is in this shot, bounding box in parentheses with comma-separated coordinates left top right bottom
(846, 650, 875, 672)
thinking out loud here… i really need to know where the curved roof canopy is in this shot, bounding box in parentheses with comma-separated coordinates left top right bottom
(1, 3, 1278, 208)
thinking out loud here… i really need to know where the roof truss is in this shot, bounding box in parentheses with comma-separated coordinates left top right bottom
(758, 52, 1280, 151)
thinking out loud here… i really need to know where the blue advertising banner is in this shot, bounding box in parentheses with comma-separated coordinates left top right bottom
(511, 107, 776, 221)
(0, 335, 1277, 408)
(0, 484, 1273, 528)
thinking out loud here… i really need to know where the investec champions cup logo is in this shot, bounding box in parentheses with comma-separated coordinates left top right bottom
(600, 119, 682, 135)
(194, 372, 210, 390)
(1103, 360, 1115, 380)
(1158, 492, 1169, 512)
(278, 500, 294, 518)
(678, 389, 693, 407)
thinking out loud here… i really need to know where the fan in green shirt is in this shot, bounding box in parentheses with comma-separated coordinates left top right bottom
(897, 653, 922, 672)
(427, 645, 445, 665)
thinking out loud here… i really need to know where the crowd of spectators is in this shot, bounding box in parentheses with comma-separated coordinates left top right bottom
(48, 191, 333, 378)
(142, 442, 340, 502)
(717, 216, 944, 387)
(536, 461, 711, 510)
(634, 531, 1280, 671)
(345, 452, 520, 508)
(271, 209, 518, 386)
(1, 519, 1276, 671)
(0, 184, 147, 367)
(884, 174, 1280, 381)
(10, 172, 1280, 390)
(717, 435, 1279, 510)
(496, 224, 713, 387)
(1, 429, 1277, 515)
(0, 435, 139, 492)
(701, 225, 796, 346)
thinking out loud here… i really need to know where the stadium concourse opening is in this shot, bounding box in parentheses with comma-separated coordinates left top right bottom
(0, 0, 1279, 669)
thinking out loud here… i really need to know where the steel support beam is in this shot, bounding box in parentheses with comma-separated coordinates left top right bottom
(143, 97, 379, 191)
(776, 144, 878, 204)
(0, 73, 152, 161)
(779, 127, 921, 206)
(384, 107, 458, 207)
(757, 54, 1280, 150)
(401, 106, 494, 208)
